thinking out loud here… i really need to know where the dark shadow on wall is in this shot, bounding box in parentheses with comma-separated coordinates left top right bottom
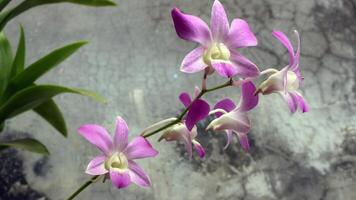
(0, 131, 49, 200)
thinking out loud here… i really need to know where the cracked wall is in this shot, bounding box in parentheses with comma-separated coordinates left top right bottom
(0, 0, 355, 199)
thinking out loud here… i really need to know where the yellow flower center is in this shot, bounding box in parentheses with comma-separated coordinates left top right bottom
(105, 152, 128, 172)
(203, 43, 230, 65)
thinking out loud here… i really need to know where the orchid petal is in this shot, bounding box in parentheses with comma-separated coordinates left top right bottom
(223, 130, 233, 150)
(225, 19, 258, 48)
(295, 92, 309, 113)
(230, 51, 260, 78)
(294, 68, 303, 82)
(179, 92, 192, 108)
(85, 155, 108, 175)
(211, 61, 238, 78)
(159, 126, 184, 142)
(272, 31, 295, 67)
(78, 124, 112, 155)
(207, 111, 250, 133)
(181, 47, 207, 73)
(171, 7, 211, 45)
(124, 137, 158, 160)
(289, 92, 300, 113)
(160, 122, 202, 159)
(128, 161, 151, 187)
(300, 98, 309, 113)
(192, 140, 205, 158)
(290, 30, 301, 72)
(185, 99, 210, 131)
(211, 0, 229, 41)
(182, 126, 194, 159)
(209, 108, 228, 117)
(114, 117, 129, 151)
(237, 132, 250, 152)
(214, 98, 236, 118)
(281, 92, 298, 113)
(160, 123, 194, 159)
(283, 68, 288, 94)
(238, 81, 258, 112)
(110, 170, 131, 189)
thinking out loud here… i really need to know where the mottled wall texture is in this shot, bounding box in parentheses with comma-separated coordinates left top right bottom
(1, 0, 355, 199)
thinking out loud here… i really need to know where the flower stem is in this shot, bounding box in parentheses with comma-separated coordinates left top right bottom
(67, 175, 99, 200)
(142, 78, 233, 138)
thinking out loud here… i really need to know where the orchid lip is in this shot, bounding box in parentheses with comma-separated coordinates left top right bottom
(105, 152, 129, 173)
(203, 42, 231, 65)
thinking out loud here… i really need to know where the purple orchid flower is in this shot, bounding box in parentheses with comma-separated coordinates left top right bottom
(207, 82, 258, 151)
(78, 116, 158, 189)
(179, 87, 210, 131)
(171, 0, 260, 78)
(256, 30, 309, 113)
(159, 121, 205, 159)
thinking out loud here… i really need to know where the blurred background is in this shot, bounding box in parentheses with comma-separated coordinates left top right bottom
(1, 0, 356, 199)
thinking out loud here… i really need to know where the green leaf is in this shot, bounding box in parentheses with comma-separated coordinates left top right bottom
(0, 0, 11, 12)
(0, 84, 106, 121)
(57, 0, 117, 6)
(24, 0, 117, 7)
(0, 138, 49, 155)
(11, 41, 87, 90)
(0, 31, 13, 99)
(11, 25, 26, 77)
(0, 0, 116, 31)
(33, 99, 68, 137)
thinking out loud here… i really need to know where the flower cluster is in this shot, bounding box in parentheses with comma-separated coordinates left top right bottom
(76, 0, 308, 194)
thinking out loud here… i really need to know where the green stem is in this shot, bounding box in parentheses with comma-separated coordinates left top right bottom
(67, 175, 99, 200)
(143, 78, 233, 138)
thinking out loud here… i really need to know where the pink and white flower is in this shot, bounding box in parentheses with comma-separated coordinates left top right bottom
(171, 0, 260, 78)
(159, 122, 205, 159)
(207, 82, 258, 151)
(256, 30, 309, 113)
(78, 117, 158, 189)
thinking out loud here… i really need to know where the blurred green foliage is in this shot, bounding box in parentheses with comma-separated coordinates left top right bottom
(0, 0, 115, 154)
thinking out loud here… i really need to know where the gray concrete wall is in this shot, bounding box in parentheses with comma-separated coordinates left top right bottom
(1, 0, 356, 199)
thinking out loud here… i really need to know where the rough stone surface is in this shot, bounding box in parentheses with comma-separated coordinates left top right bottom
(1, 0, 356, 199)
